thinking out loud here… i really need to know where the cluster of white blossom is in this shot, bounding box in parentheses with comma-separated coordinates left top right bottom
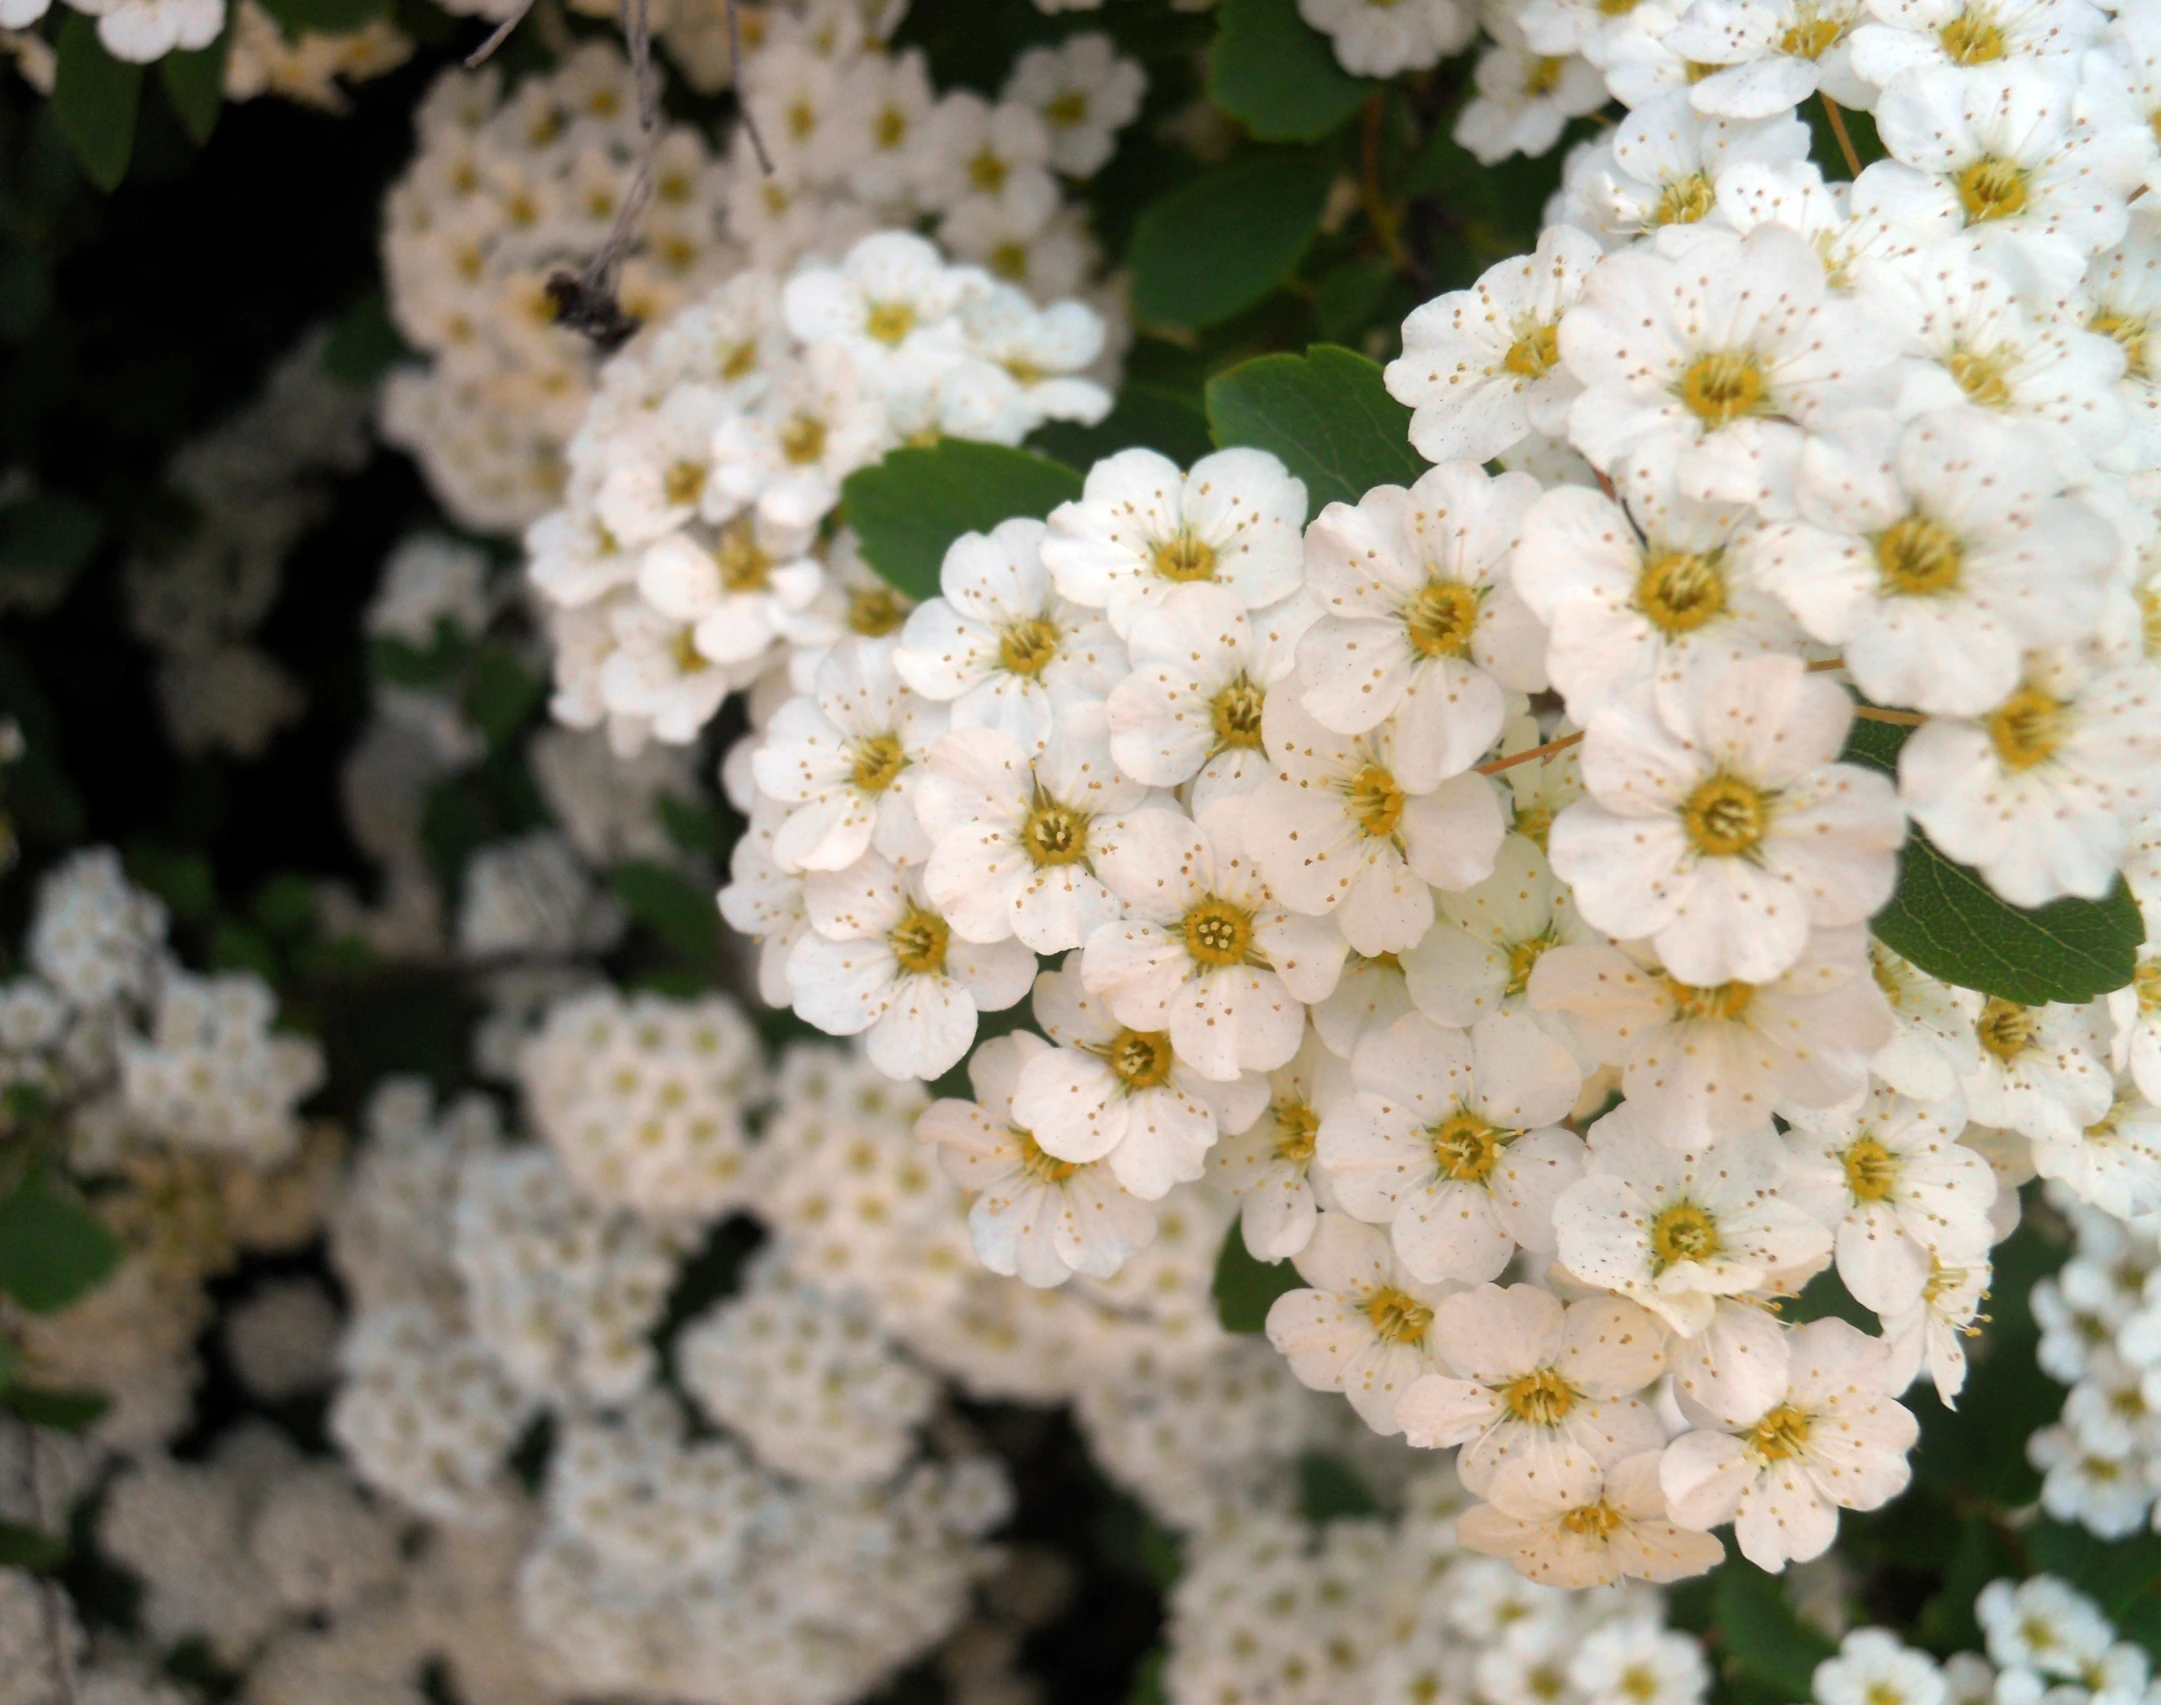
(1164, 1468, 1712, 1705)
(696, 0, 2161, 1589)
(124, 330, 372, 758)
(388, 0, 1142, 539)
(1798, 1575, 2161, 1705)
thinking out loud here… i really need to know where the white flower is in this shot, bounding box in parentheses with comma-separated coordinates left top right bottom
(1848, 0, 2101, 90)
(916, 720, 1153, 953)
(1882, 1249, 1989, 1406)
(1208, 1028, 1352, 1261)
(751, 636, 948, 873)
(2029, 1424, 2153, 1538)
(1814, 1630, 1947, 1705)
(1084, 801, 1347, 1082)
(1660, 0, 1872, 121)
(1531, 928, 1892, 1142)
(919, 93, 1060, 231)
(1245, 690, 1509, 955)
(1454, 30, 1610, 165)
(1001, 34, 1145, 177)
(1661, 1317, 1918, 1570)
(893, 517, 1123, 753)
(1309, 946, 1419, 1060)
(72, 0, 222, 61)
(1042, 447, 1308, 640)
(1318, 1010, 1585, 1284)
(1563, 223, 1892, 506)
(780, 230, 980, 388)
(1555, 1105, 1832, 1334)
(1296, 460, 1547, 779)
(788, 856, 1035, 1079)
(1299, 0, 1475, 75)
(918, 1031, 1159, 1285)
(941, 289, 1113, 444)
(1457, 1449, 1726, 1587)
(1977, 1577, 2117, 1677)
(1558, 92, 1813, 244)
(1871, 64, 2145, 299)
(1899, 650, 2161, 908)
(1264, 1209, 1456, 1433)
(1510, 470, 1802, 725)
(718, 797, 809, 1007)
(2108, 948, 2161, 1107)
(1012, 961, 1267, 1200)
(1105, 581, 1317, 816)
(1780, 1084, 1996, 1313)
(1396, 1284, 1668, 1498)
(1868, 943, 1983, 1105)
(709, 345, 889, 531)
(1755, 408, 2117, 717)
(636, 512, 824, 670)
(1571, 1617, 1714, 1705)
(820, 49, 936, 206)
(1387, 227, 1605, 464)
(2028, 1079, 2161, 1219)
(1549, 656, 1904, 987)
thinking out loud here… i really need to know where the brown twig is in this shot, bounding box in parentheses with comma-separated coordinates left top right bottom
(1820, 93, 1862, 179)
(728, 0, 774, 176)
(546, 0, 659, 350)
(464, 0, 537, 69)
(1358, 95, 1419, 282)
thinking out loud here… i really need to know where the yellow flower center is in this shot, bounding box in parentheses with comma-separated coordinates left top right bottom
(664, 461, 707, 507)
(785, 98, 816, 141)
(1681, 773, 1769, 858)
(1347, 765, 1406, 839)
(1107, 1028, 1175, 1091)
(1652, 171, 1715, 227)
(1044, 90, 1088, 127)
(1406, 579, 1481, 658)
(1272, 1101, 1321, 1164)
(1635, 548, 1727, 634)
(1561, 1498, 1625, 1538)
(1842, 1137, 1899, 1202)
(1875, 513, 1965, 596)
(1182, 897, 1256, 967)
(1503, 322, 1562, 380)
(1021, 800, 1090, 867)
(1495, 931, 1553, 998)
(1947, 346, 2012, 408)
(1649, 1201, 1722, 1271)
(1514, 805, 1553, 850)
(717, 522, 773, 593)
(1152, 530, 1218, 583)
(1987, 685, 2067, 770)
(719, 340, 759, 381)
(2137, 961, 2160, 1016)
(1430, 1110, 1505, 1183)
(1778, 11, 1843, 57)
(1524, 55, 1567, 94)
(874, 106, 908, 148)
(990, 243, 1030, 282)
(1957, 156, 2028, 224)
(1750, 1402, 1813, 1461)
(1939, 8, 2005, 62)
(1977, 996, 2038, 1063)
(2090, 308, 2150, 381)
(1680, 350, 1767, 427)
(779, 413, 828, 465)
(865, 301, 915, 346)
(850, 733, 908, 793)
(1667, 978, 1756, 1023)
(1503, 1365, 1579, 1426)
(1366, 1287, 1434, 1345)
(848, 585, 906, 636)
(968, 147, 1008, 192)
(888, 905, 950, 975)
(1210, 676, 1267, 751)
(998, 616, 1062, 677)
(1016, 1129, 1079, 1185)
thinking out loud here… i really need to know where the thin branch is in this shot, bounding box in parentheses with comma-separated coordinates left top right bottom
(464, 0, 537, 69)
(1854, 704, 1926, 726)
(1477, 732, 1582, 776)
(1358, 95, 1418, 281)
(1820, 93, 1862, 179)
(547, 0, 659, 350)
(728, 0, 773, 176)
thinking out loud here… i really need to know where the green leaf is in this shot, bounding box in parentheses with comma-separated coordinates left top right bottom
(1129, 153, 1335, 331)
(323, 292, 408, 388)
(1030, 383, 1215, 472)
(158, 29, 229, 147)
(465, 644, 544, 748)
(1314, 256, 1397, 346)
(3, 1385, 109, 1432)
(253, 873, 319, 940)
(657, 794, 730, 860)
(51, 15, 142, 194)
(842, 439, 1083, 603)
(1207, 0, 1374, 142)
(1712, 1558, 1836, 1698)
(1297, 1452, 1379, 1521)
(0, 1520, 65, 1571)
(1912, 1513, 2020, 1655)
(127, 845, 215, 922)
(1845, 718, 2141, 1003)
(256, 0, 390, 37)
(1126, 1648, 1168, 1705)
(0, 1166, 121, 1316)
(1212, 1220, 1303, 1333)
(1206, 344, 1424, 512)
(0, 493, 102, 610)
(608, 861, 720, 963)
